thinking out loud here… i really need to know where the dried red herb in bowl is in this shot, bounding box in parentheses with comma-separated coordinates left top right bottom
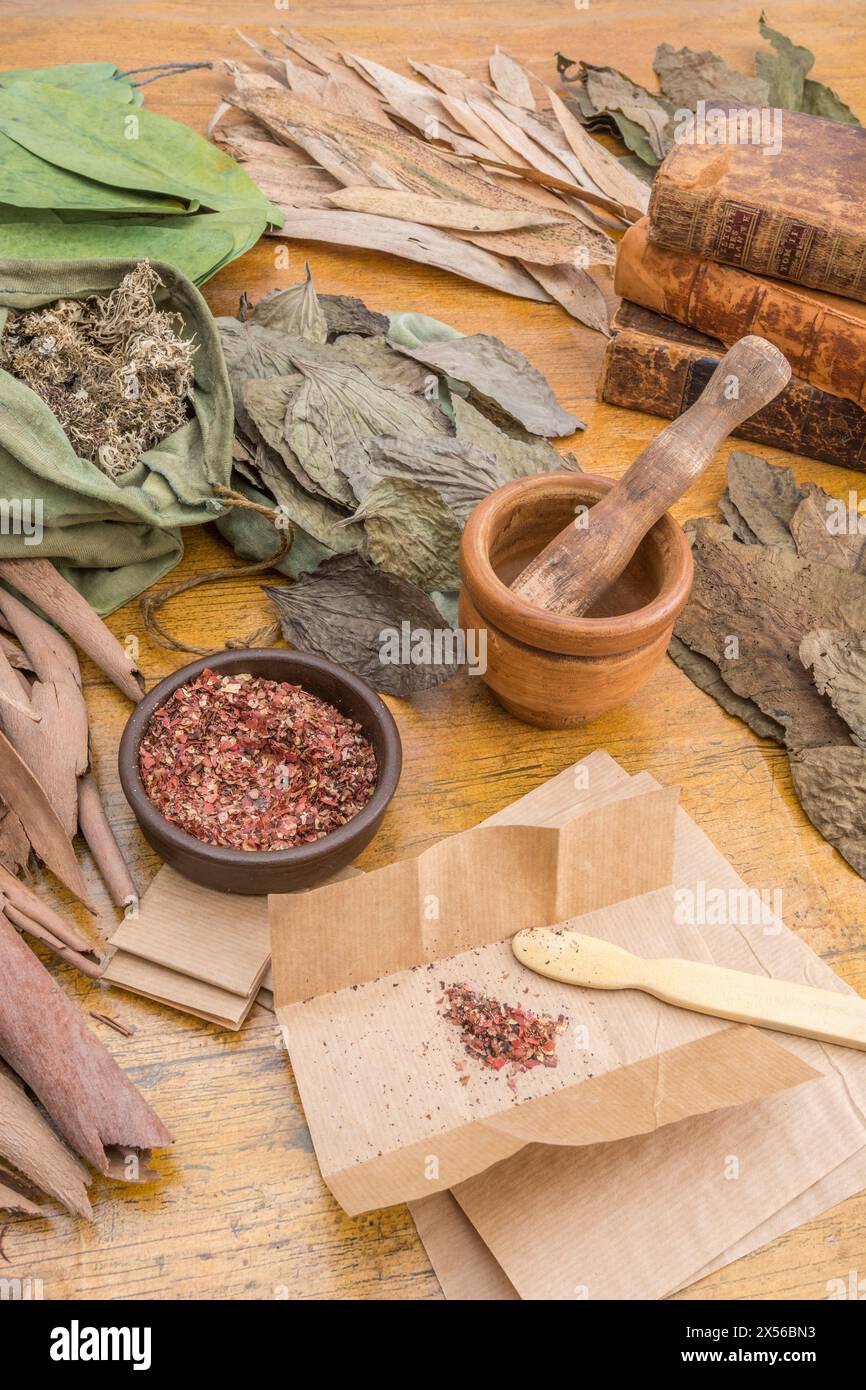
(138, 669, 378, 852)
(118, 649, 402, 895)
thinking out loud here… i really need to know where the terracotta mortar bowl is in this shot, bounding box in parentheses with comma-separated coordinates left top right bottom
(459, 472, 694, 729)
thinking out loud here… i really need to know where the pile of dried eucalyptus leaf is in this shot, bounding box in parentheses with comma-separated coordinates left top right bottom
(559, 15, 859, 169)
(670, 451, 866, 880)
(215, 266, 582, 695)
(209, 27, 652, 334)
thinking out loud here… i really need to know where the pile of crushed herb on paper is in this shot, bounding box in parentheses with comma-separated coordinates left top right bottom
(215, 264, 583, 695)
(440, 981, 568, 1081)
(0, 262, 195, 477)
(138, 668, 378, 851)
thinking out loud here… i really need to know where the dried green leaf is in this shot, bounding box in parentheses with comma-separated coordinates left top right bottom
(351, 476, 461, 589)
(265, 553, 461, 694)
(756, 15, 860, 124)
(342, 435, 504, 522)
(241, 374, 318, 493)
(248, 264, 328, 342)
(254, 442, 365, 555)
(451, 394, 565, 479)
(287, 347, 448, 506)
(652, 42, 769, 108)
(329, 333, 432, 394)
(215, 473, 333, 579)
(390, 332, 581, 437)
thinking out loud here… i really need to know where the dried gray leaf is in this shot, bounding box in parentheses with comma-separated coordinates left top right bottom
(790, 489, 866, 574)
(265, 553, 461, 695)
(726, 451, 804, 549)
(254, 442, 365, 555)
(319, 292, 389, 338)
(718, 488, 759, 545)
(288, 349, 447, 506)
(668, 635, 785, 743)
(341, 435, 504, 522)
(390, 332, 580, 437)
(248, 263, 329, 342)
(653, 42, 769, 108)
(790, 746, 866, 879)
(241, 374, 322, 495)
(350, 477, 461, 590)
(451, 394, 564, 478)
(800, 629, 866, 748)
(329, 333, 432, 394)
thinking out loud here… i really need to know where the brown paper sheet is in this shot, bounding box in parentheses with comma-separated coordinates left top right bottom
(419, 756, 866, 1300)
(272, 759, 816, 1214)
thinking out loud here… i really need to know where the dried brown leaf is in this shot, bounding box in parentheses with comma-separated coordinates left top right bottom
(790, 746, 866, 878)
(323, 186, 567, 231)
(342, 435, 504, 521)
(800, 629, 866, 747)
(266, 553, 461, 694)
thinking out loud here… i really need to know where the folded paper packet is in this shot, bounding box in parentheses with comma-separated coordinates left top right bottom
(271, 756, 817, 1215)
(411, 755, 866, 1301)
(102, 866, 271, 1029)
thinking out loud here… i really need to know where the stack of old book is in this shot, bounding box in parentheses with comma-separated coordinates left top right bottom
(605, 108, 866, 468)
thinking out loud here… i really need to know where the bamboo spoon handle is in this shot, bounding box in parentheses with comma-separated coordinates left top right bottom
(511, 335, 792, 617)
(512, 928, 866, 1051)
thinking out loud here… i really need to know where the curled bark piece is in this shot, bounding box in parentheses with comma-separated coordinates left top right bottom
(4, 905, 103, 979)
(0, 729, 95, 912)
(0, 917, 172, 1175)
(0, 585, 89, 838)
(0, 559, 144, 703)
(0, 1062, 92, 1219)
(0, 1171, 41, 1217)
(77, 774, 138, 910)
(0, 863, 92, 953)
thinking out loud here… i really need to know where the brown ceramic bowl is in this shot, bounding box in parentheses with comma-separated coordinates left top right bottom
(459, 472, 694, 728)
(118, 649, 402, 895)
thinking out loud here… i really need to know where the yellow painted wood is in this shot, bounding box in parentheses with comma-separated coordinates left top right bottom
(3, 0, 866, 1301)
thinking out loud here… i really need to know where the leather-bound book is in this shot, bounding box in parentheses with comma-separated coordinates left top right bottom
(615, 219, 866, 409)
(647, 108, 866, 300)
(600, 302, 866, 470)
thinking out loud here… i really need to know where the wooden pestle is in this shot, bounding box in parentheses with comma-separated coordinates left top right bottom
(511, 335, 792, 616)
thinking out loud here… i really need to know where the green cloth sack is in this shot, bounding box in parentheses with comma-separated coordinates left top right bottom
(0, 257, 233, 613)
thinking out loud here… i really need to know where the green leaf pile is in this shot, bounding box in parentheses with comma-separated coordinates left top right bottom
(0, 63, 281, 283)
(215, 267, 581, 693)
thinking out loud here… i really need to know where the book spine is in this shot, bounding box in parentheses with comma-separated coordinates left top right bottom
(648, 173, 866, 303)
(615, 221, 866, 409)
(600, 326, 866, 471)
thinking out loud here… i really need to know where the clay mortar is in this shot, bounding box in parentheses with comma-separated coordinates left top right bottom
(459, 472, 694, 728)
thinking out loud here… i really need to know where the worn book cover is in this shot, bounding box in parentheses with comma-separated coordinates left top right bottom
(600, 301, 866, 469)
(615, 218, 866, 411)
(647, 107, 866, 300)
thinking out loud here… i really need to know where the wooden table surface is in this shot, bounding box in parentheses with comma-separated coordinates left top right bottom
(4, 0, 866, 1301)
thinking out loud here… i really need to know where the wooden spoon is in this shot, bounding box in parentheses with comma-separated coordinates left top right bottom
(512, 927, 866, 1052)
(511, 335, 791, 616)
